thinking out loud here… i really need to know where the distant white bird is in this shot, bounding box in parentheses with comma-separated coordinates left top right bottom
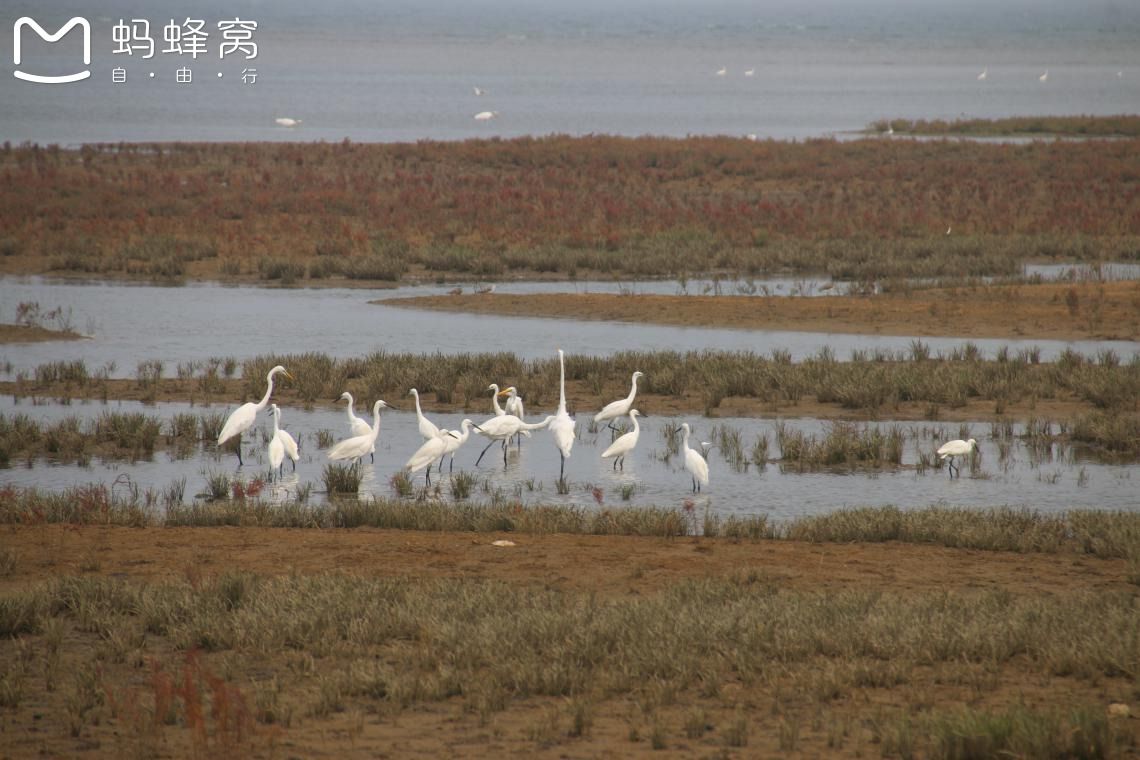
(409, 388, 440, 441)
(475, 284, 496, 294)
(937, 438, 978, 478)
(946, 225, 952, 235)
(473, 86, 486, 96)
(886, 123, 894, 136)
(405, 429, 458, 485)
(266, 403, 299, 477)
(744, 68, 755, 77)
(1039, 70, 1048, 82)
(715, 67, 727, 76)
(977, 68, 988, 81)
(275, 117, 301, 127)
(218, 365, 292, 466)
(327, 400, 392, 463)
(474, 414, 552, 467)
(677, 422, 709, 492)
(339, 391, 374, 462)
(746, 133, 758, 141)
(439, 418, 480, 473)
(549, 349, 577, 480)
(601, 409, 642, 471)
(595, 371, 644, 433)
(1118, 71, 1124, 78)
(474, 110, 498, 121)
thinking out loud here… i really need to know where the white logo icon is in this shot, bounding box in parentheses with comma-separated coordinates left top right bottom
(13, 16, 91, 83)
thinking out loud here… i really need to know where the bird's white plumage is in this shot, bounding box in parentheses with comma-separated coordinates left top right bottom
(409, 388, 440, 440)
(505, 387, 525, 421)
(442, 419, 479, 459)
(405, 430, 452, 474)
(937, 438, 977, 459)
(339, 391, 374, 458)
(218, 365, 291, 446)
(327, 400, 390, 461)
(680, 423, 709, 490)
(474, 110, 498, 121)
(977, 68, 987, 80)
(487, 384, 508, 416)
(275, 117, 301, 127)
(595, 371, 644, 424)
(267, 403, 299, 473)
(549, 349, 576, 461)
(601, 410, 642, 461)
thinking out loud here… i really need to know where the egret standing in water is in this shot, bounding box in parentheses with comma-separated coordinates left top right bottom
(339, 391, 374, 462)
(601, 409, 643, 471)
(474, 414, 551, 467)
(595, 371, 644, 436)
(218, 365, 292, 466)
(937, 438, 978, 478)
(266, 403, 299, 478)
(504, 386, 525, 447)
(409, 388, 440, 440)
(675, 422, 709, 492)
(405, 429, 458, 485)
(549, 349, 576, 481)
(439, 419, 480, 473)
(327, 400, 393, 463)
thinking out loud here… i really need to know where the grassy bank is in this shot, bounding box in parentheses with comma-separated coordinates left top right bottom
(0, 568, 1135, 757)
(1, 136, 1137, 284)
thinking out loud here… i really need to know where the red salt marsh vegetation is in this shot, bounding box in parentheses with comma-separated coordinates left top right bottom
(0, 135, 1137, 284)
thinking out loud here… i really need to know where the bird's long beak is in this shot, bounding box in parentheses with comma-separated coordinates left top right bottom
(497, 389, 511, 397)
(473, 424, 484, 432)
(447, 431, 460, 439)
(283, 371, 295, 381)
(386, 403, 400, 411)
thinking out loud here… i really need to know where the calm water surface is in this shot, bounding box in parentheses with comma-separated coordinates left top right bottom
(3, 397, 1136, 519)
(2, 277, 1137, 379)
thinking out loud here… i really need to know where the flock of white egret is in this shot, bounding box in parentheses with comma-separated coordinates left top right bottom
(219, 355, 981, 491)
(216, 351, 716, 493)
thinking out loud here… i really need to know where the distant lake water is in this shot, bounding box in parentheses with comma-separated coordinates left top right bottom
(2, 0, 1138, 145)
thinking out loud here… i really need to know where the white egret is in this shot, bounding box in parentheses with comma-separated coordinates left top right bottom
(473, 86, 486, 96)
(474, 110, 498, 121)
(1039, 70, 1048, 82)
(218, 365, 292, 466)
(504, 386, 526, 448)
(744, 67, 755, 77)
(266, 403, 299, 477)
(409, 388, 441, 441)
(676, 422, 709, 492)
(327, 400, 392, 463)
(601, 409, 642, 470)
(439, 419, 480, 473)
(487, 384, 508, 416)
(474, 414, 552, 466)
(275, 117, 301, 127)
(339, 391, 374, 462)
(549, 349, 576, 480)
(595, 371, 644, 434)
(405, 429, 458, 485)
(977, 68, 987, 80)
(715, 67, 727, 76)
(936, 438, 978, 478)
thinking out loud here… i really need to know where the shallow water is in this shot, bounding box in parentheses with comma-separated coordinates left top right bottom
(2, 277, 1136, 380)
(3, 397, 1136, 520)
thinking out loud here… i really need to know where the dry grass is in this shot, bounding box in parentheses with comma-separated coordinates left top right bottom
(0, 571, 1135, 756)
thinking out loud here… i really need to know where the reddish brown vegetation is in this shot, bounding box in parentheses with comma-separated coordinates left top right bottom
(1, 137, 1137, 281)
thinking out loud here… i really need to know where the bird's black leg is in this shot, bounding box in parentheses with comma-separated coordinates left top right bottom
(502, 444, 508, 466)
(475, 440, 495, 466)
(612, 458, 618, 471)
(619, 456, 624, 471)
(370, 451, 374, 464)
(236, 433, 244, 466)
(560, 454, 565, 480)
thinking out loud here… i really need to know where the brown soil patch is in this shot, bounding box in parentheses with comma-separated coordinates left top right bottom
(387, 280, 1140, 341)
(0, 323, 85, 344)
(3, 526, 1138, 759)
